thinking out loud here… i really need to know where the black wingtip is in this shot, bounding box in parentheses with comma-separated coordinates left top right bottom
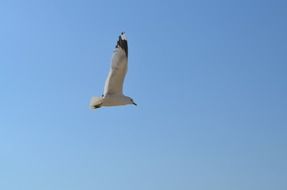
(116, 32, 128, 57)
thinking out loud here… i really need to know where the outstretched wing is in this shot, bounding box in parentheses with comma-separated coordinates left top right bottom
(103, 33, 128, 96)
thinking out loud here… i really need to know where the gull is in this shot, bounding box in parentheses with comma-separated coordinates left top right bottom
(90, 32, 137, 109)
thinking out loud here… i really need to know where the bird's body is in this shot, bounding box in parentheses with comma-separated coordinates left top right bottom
(90, 33, 136, 109)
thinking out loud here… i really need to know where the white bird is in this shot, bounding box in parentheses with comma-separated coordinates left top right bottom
(90, 32, 137, 109)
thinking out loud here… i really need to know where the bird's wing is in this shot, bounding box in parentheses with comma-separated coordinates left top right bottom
(103, 33, 128, 96)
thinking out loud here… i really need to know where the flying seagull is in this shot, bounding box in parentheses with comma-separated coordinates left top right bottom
(90, 32, 137, 109)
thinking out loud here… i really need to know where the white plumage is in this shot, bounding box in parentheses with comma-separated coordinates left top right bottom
(90, 32, 136, 109)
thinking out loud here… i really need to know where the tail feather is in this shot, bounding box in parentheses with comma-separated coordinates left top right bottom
(90, 96, 104, 109)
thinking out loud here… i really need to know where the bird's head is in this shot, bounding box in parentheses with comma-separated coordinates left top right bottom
(130, 98, 137, 106)
(128, 97, 137, 106)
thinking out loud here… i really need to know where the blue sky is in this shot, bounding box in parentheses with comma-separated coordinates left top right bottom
(0, 0, 287, 189)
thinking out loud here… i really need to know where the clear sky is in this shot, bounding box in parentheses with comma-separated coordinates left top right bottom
(0, 0, 287, 189)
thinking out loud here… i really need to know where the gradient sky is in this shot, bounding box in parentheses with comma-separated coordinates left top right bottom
(1, 0, 287, 189)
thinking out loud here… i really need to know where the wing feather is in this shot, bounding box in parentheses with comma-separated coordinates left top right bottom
(103, 33, 128, 96)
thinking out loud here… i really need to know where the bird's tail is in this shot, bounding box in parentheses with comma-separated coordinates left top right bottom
(89, 96, 104, 109)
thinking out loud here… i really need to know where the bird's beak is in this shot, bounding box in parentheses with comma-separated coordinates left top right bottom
(133, 102, 137, 106)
